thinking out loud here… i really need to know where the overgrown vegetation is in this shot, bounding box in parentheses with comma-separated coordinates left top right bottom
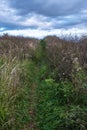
(0, 34, 87, 130)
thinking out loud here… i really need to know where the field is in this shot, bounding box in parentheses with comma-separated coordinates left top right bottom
(0, 34, 87, 130)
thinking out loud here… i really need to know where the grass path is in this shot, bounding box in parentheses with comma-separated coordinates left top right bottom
(23, 64, 38, 130)
(28, 83, 37, 130)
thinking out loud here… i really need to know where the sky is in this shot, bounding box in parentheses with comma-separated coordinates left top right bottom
(0, 0, 87, 38)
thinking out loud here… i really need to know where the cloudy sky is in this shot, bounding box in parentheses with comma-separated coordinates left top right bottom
(0, 0, 87, 38)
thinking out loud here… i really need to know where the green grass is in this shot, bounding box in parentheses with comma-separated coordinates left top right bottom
(0, 36, 87, 130)
(36, 77, 87, 130)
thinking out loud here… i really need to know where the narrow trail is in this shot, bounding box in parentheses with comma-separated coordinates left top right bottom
(28, 83, 37, 130)
(22, 66, 39, 130)
(28, 67, 39, 130)
(23, 82, 37, 130)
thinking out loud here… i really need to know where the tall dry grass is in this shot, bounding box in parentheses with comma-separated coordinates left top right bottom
(0, 57, 21, 129)
(0, 34, 87, 129)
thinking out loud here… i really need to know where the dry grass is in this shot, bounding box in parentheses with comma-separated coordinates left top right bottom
(0, 34, 87, 129)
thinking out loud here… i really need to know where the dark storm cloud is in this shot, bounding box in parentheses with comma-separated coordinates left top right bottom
(10, 0, 87, 17)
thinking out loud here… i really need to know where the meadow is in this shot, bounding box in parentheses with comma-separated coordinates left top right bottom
(0, 34, 87, 130)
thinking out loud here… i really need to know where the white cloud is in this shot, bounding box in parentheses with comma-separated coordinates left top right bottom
(0, 0, 22, 24)
(0, 27, 87, 38)
(19, 14, 53, 29)
(0, 27, 5, 31)
(0, 0, 87, 38)
(81, 9, 87, 14)
(0, 1, 54, 29)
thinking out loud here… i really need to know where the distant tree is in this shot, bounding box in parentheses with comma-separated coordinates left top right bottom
(3, 33, 9, 39)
